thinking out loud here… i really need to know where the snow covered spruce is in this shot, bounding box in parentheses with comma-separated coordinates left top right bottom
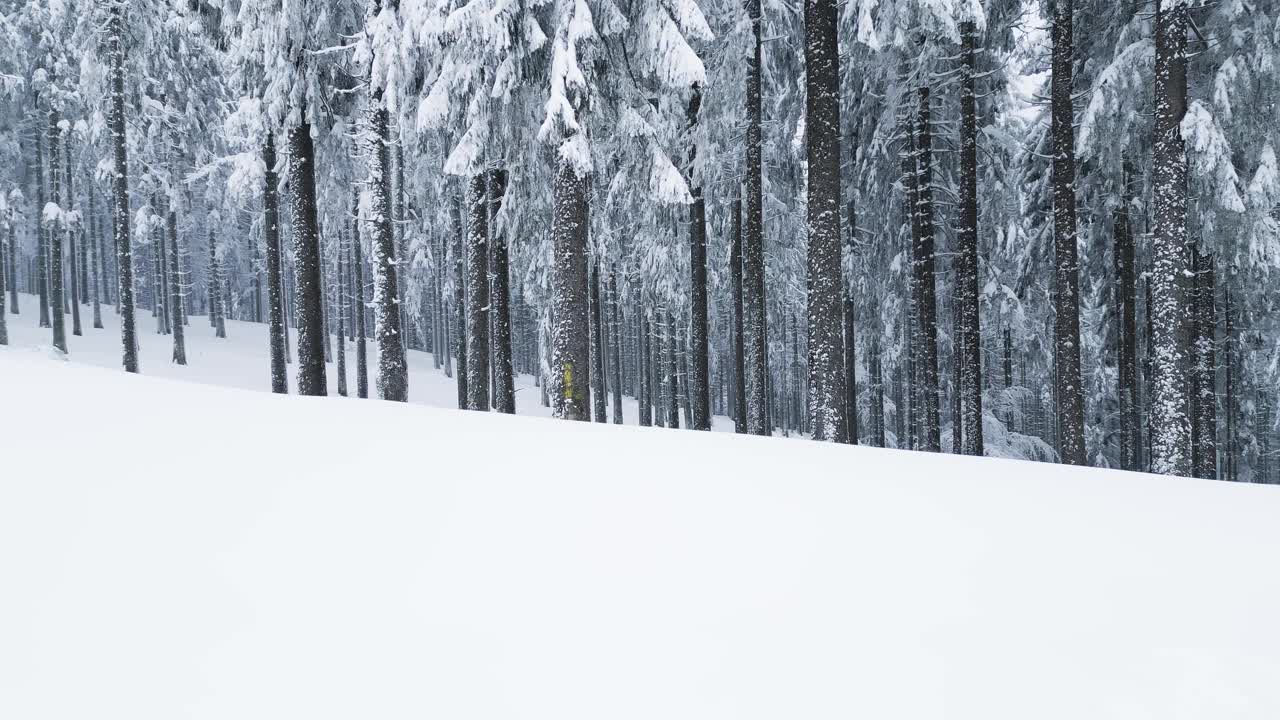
(0, 0, 1277, 479)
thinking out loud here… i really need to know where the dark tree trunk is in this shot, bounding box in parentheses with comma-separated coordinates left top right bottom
(366, 91, 407, 402)
(666, 310, 680, 428)
(35, 114, 50, 330)
(453, 192, 467, 408)
(589, 260, 607, 422)
(804, 0, 847, 442)
(65, 136, 83, 338)
(957, 20, 984, 456)
(550, 156, 590, 421)
(609, 269, 624, 424)
(1193, 254, 1216, 479)
(730, 194, 747, 433)
(910, 88, 941, 451)
(167, 206, 186, 364)
(7, 201, 17, 315)
(48, 112, 67, 354)
(489, 169, 515, 414)
(1115, 161, 1138, 470)
(743, 0, 769, 436)
(844, 168, 858, 444)
(687, 87, 711, 430)
(336, 231, 348, 397)
(1149, 0, 1191, 475)
(353, 214, 369, 399)
(210, 231, 226, 338)
(0, 213, 7, 345)
(264, 134, 287, 393)
(288, 121, 327, 395)
(639, 310, 652, 427)
(1050, 0, 1086, 464)
(465, 173, 490, 410)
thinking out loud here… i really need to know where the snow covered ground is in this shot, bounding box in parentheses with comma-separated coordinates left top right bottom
(0, 293, 732, 430)
(4, 299, 1280, 719)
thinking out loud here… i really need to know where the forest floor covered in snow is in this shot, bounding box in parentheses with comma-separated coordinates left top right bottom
(0, 293, 733, 431)
(4, 298, 1280, 718)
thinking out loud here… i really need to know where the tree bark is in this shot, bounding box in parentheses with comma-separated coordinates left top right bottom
(465, 173, 490, 410)
(589, 260, 607, 422)
(609, 269, 624, 424)
(957, 20, 984, 456)
(1149, 0, 1191, 476)
(48, 111, 67, 353)
(550, 156, 590, 421)
(687, 87, 711, 431)
(730, 194, 747, 433)
(264, 134, 287, 392)
(366, 90, 407, 401)
(804, 0, 847, 442)
(911, 87, 941, 451)
(489, 168, 515, 413)
(1050, 0, 1087, 464)
(743, 0, 769, 436)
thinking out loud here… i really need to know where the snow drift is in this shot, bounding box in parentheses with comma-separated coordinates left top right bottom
(2, 348, 1279, 719)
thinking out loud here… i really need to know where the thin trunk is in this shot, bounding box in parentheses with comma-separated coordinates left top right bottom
(289, 119, 327, 396)
(264, 134, 287, 393)
(166, 205, 186, 364)
(743, 0, 769, 435)
(590, 260, 607, 422)
(465, 173, 490, 410)
(489, 168, 515, 413)
(609, 269, 624, 424)
(366, 88, 407, 402)
(336, 231, 348, 397)
(957, 20, 984, 456)
(911, 88, 941, 451)
(731, 194, 747, 433)
(687, 87, 711, 430)
(1116, 161, 1138, 470)
(49, 111, 67, 353)
(353, 211, 370, 399)
(453, 192, 467, 408)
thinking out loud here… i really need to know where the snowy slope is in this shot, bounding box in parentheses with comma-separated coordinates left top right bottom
(0, 292, 733, 430)
(3, 345, 1280, 719)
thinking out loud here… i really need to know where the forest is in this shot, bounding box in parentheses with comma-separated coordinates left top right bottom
(0, 0, 1276, 481)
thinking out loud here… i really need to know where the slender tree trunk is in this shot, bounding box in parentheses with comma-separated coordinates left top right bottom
(48, 111, 67, 354)
(910, 88, 941, 451)
(7, 204, 17, 315)
(165, 204, 185, 364)
(550, 153, 591, 421)
(35, 114, 50, 330)
(366, 88, 407, 401)
(453, 192, 467, 408)
(803, 0, 847, 442)
(1193, 253, 1216, 478)
(107, 6, 137, 370)
(465, 173, 490, 410)
(1149, 0, 1191, 476)
(844, 157, 859, 444)
(665, 310, 680, 428)
(0, 214, 7, 345)
(264, 134, 287, 392)
(730, 194, 747, 433)
(489, 169, 515, 414)
(743, 0, 769, 435)
(609, 269, 624, 424)
(336, 231, 348, 397)
(639, 310, 652, 427)
(1049, 0, 1087, 464)
(589, 260, 607, 422)
(353, 212, 369, 399)
(687, 87, 711, 430)
(1115, 161, 1138, 470)
(957, 20, 984, 456)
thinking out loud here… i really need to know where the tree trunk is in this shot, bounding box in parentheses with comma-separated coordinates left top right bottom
(743, 0, 769, 436)
(453, 192, 467, 408)
(910, 88, 941, 451)
(609, 269, 624, 424)
(550, 156, 591, 421)
(166, 205, 186, 364)
(336, 230, 348, 397)
(687, 87, 711, 431)
(353, 213, 370, 399)
(288, 120, 327, 395)
(264, 134, 287, 392)
(108, 22, 135, 366)
(1193, 253, 1216, 478)
(48, 111, 67, 354)
(730, 194, 747, 433)
(35, 113, 49, 330)
(803, 0, 847, 442)
(1149, 0, 1191, 476)
(957, 20, 984, 456)
(366, 91, 407, 402)
(465, 173, 490, 410)
(489, 169, 515, 413)
(1050, 0, 1087, 464)
(1115, 161, 1138, 470)
(589, 260, 607, 422)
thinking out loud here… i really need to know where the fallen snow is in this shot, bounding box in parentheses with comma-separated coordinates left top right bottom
(3, 301, 1280, 719)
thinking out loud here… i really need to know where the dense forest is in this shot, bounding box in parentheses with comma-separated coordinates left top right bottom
(0, 0, 1276, 481)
